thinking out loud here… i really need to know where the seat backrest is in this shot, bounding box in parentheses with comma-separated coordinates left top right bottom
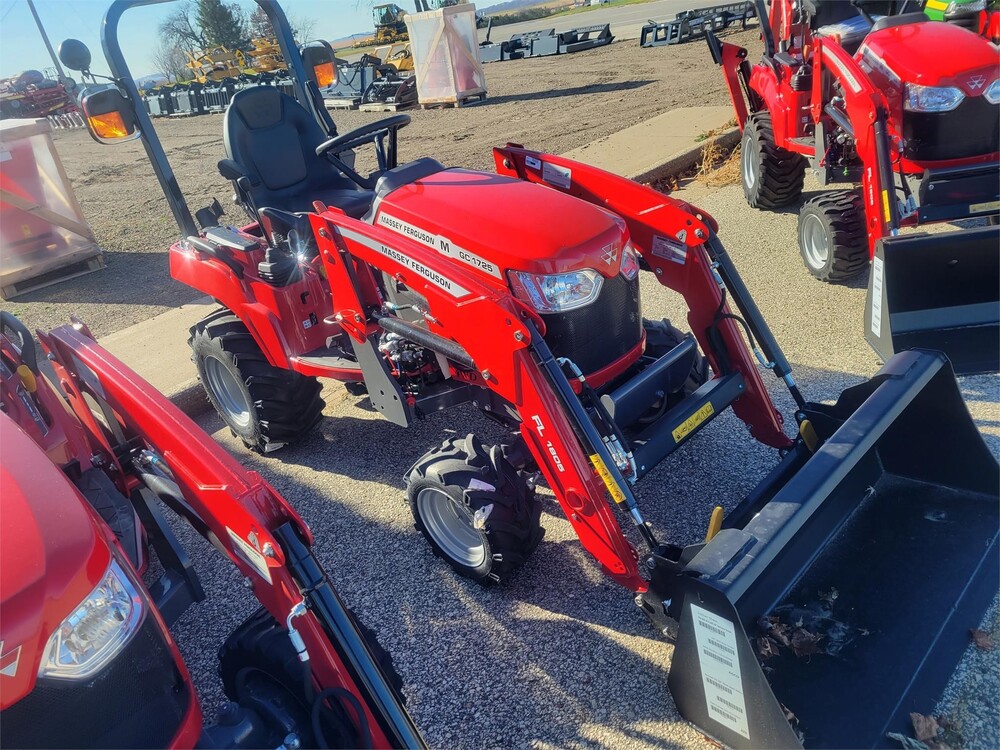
(223, 86, 355, 211)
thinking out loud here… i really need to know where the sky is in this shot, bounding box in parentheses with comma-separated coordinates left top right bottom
(0, 0, 382, 80)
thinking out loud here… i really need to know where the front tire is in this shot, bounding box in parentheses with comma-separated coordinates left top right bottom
(189, 308, 324, 453)
(741, 113, 807, 209)
(219, 608, 403, 749)
(406, 434, 543, 584)
(797, 191, 869, 282)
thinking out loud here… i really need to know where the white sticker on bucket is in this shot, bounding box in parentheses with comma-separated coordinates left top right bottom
(541, 162, 571, 190)
(871, 256, 884, 338)
(690, 604, 750, 740)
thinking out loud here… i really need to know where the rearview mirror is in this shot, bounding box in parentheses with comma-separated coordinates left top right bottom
(300, 40, 338, 89)
(58, 38, 92, 73)
(80, 85, 141, 145)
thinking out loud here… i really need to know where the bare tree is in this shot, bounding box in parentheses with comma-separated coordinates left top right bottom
(248, 6, 317, 42)
(159, 1, 207, 50)
(151, 41, 191, 82)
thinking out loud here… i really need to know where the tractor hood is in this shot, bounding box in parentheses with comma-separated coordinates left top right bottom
(860, 21, 999, 94)
(373, 168, 629, 281)
(0, 414, 110, 708)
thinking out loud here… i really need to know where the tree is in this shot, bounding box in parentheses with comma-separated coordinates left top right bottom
(159, 1, 207, 51)
(195, 0, 248, 49)
(248, 5, 316, 42)
(151, 41, 190, 82)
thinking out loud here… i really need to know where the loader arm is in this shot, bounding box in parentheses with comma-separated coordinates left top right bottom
(35, 323, 425, 750)
(493, 146, 794, 450)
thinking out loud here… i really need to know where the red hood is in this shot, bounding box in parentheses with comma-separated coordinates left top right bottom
(0, 414, 110, 708)
(374, 168, 629, 281)
(860, 22, 1000, 94)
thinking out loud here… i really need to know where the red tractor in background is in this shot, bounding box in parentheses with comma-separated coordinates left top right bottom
(0, 312, 424, 749)
(60, 1, 999, 747)
(708, 0, 999, 374)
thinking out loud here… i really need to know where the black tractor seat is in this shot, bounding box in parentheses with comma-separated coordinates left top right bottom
(222, 86, 373, 219)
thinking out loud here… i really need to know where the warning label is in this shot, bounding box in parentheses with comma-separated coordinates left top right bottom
(690, 604, 750, 740)
(870, 256, 884, 337)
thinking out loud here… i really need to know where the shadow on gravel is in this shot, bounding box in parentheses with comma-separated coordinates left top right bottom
(485, 79, 655, 106)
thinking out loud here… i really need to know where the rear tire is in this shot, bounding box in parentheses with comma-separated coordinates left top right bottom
(406, 434, 543, 584)
(741, 113, 807, 209)
(219, 607, 403, 748)
(189, 308, 323, 453)
(797, 191, 869, 282)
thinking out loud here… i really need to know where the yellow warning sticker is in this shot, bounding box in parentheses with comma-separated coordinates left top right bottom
(925, 0, 948, 10)
(881, 190, 891, 222)
(971, 200, 1000, 214)
(672, 402, 715, 443)
(589, 453, 626, 504)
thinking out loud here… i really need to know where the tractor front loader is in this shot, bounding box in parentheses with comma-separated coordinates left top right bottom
(0, 313, 424, 749)
(708, 0, 1000, 374)
(63, 1, 999, 746)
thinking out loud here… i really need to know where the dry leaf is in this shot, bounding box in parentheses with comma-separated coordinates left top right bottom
(789, 628, 823, 657)
(910, 712, 939, 742)
(757, 636, 780, 660)
(819, 587, 839, 603)
(780, 703, 798, 724)
(970, 628, 994, 650)
(771, 621, 792, 647)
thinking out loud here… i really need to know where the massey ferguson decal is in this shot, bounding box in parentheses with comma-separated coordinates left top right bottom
(379, 212, 502, 278)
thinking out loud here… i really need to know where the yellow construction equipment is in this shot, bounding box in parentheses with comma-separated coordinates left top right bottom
(184, 46, 242, 83)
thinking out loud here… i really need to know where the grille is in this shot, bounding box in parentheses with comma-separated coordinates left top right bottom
(1, 616, 190, 749)
(542, 273, 642, 375)
(903, 96, 999, 162)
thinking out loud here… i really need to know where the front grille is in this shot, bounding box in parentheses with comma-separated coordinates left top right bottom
(903, 96, 999, 162)
(543, 272, 642, 375)
(1, 616, 190, 749)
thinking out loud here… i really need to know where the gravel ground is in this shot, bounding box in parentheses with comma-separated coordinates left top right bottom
(0, 31, 755, 338)
(160, 172, 999, 750)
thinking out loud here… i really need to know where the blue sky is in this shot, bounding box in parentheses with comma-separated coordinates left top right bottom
(0, 1, 379, 79)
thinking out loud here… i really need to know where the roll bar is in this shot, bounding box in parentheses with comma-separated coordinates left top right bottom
(100, 0, 335, 237)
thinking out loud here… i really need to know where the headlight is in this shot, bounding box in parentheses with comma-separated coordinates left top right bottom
(904, 83, 965, 112)
(620, 241, 640, 280)
(947, 0, 986, 13)
(985, 79, 1000, 105)
(509, 268, 603, 313)
(39, 559, 144, 680)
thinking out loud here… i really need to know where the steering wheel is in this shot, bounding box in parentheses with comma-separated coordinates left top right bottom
(315, 114, 411, 189)
(850, 0, 878, 26)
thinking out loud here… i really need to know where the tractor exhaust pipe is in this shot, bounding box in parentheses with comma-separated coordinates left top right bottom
(652, 350, 998, 748)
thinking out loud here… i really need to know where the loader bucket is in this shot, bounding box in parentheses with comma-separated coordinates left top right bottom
(657, 351, 998, 749)
(865, 225, 1000, 375)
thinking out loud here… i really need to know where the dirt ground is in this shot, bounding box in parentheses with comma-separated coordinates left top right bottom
(0, 30, 758, 337)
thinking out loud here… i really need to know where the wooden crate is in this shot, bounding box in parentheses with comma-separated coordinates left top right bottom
(406, 4, 487, 108)
(0, 118, 103, 299)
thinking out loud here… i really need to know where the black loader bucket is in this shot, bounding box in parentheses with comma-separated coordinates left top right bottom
(865, 225, 1000, 375)
(656, 351, 998, 749)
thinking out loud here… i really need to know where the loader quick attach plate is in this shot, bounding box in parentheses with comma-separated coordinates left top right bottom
(656, 350, 1000, 749)
(865, 225, 1000, 375)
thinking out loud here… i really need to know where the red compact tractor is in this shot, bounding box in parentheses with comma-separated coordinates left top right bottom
(61, 1, 999, 747)
(0, 312, 424, 749)
(708, 0, 999, 374)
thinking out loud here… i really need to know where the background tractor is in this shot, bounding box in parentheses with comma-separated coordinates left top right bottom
(60, 1, 999, 747)
(708, 0, 999, 374)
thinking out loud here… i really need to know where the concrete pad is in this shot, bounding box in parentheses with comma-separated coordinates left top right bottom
(562, 105, 738, 184)
(98, 296, 214, 415)
(98, 107, 736, 417)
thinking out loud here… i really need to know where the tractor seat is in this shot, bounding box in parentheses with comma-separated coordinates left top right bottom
(222, 86, 372, 219)
(870, 11, 928, 32)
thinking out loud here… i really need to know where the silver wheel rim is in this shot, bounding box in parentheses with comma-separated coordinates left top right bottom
(801, 212, 830, 270)
(742, 136, 758, 191)
(203, 356, 252, 429)
(417, 487, 487, 567)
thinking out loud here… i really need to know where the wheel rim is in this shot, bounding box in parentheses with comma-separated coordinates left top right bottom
(203, 356, 252, 429)
(801, 212, 830, 270)
(416, 487, 487, 568)
(742, 136, 758, 191)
